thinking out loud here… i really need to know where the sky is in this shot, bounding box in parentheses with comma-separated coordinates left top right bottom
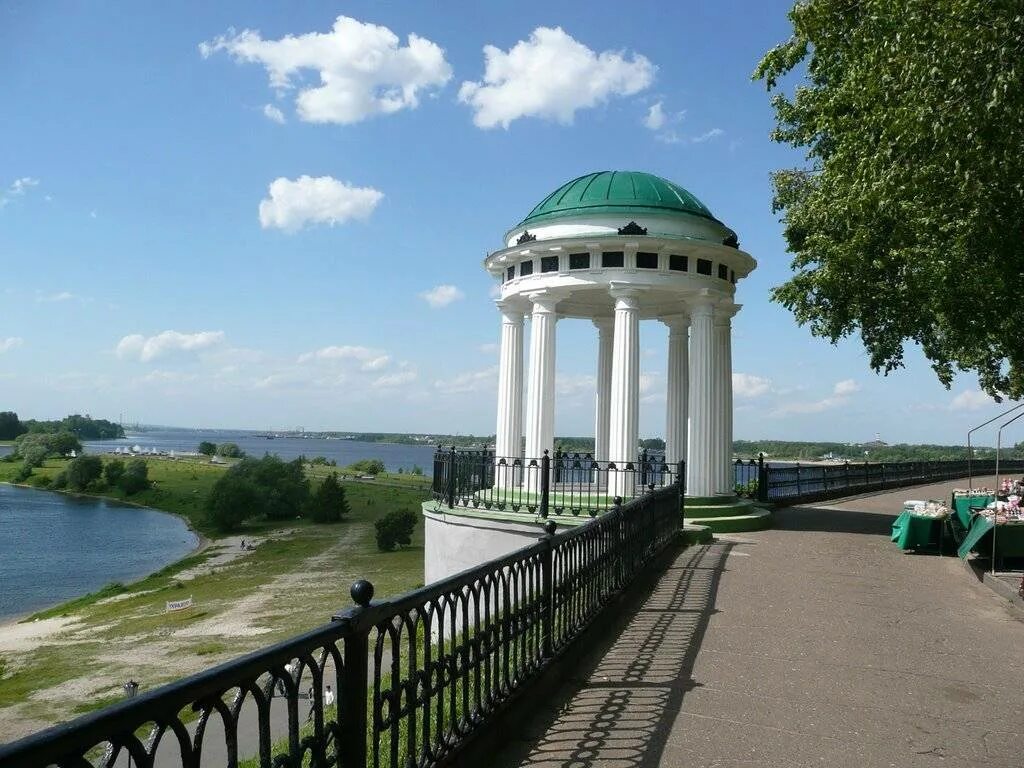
(0, 1, 1016, 445)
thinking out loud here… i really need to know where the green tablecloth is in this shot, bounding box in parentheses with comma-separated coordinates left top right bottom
(957, 517, 1024, 560)
(891, 510, 944, 550)
(951, 494, 995, 529)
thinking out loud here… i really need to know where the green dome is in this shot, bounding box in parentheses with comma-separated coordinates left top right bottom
(519, 171, 720, 227)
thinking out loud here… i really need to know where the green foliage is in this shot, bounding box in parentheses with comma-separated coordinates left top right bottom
(309, 455, 336, 467)
(308, 473, 349, 523)
(755, 0, 1024, 399)
(14, 462, 33, 482)
(21, 445, 48, 469)
(349, 458, 385, 475)
(119, 458, 150, 495)
(104, 459, 126, 487)
(733, 439, 989, 462)
(375, 508, 418, 551)
(24, 414, 123, 439)
(216, 442, 244, 458)
(197, 441, 216, 456)
(0, 411, 27, 440)
(410, 465, 423, 476)
(51, 470, 67, 489)
(205, 455, 310, 529)
(66, 454, 103, 491)
(12, 431, 81, 459)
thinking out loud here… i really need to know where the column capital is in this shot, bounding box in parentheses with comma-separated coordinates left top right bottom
(660, 313, 691, 332)
(592, 316, 614, 332)
(495, 298, 527, 321)
(608, 283, 644, 310)
(715, 301, 742, 319)
(525, 291, 562, 314)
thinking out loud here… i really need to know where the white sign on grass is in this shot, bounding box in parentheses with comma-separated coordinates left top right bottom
(166, 596, 194, 612)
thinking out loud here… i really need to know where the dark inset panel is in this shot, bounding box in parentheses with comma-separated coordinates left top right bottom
(519, 260, 534, 277)
(718, 263, 729, 280)
(506, 266, 515, 282)
(569, 252, 590, 270)
(697, 258, 712, 276)
(541, 255, 559, 273)
(669, 254, 688, 272)
(602, 251, 624, 268)
(637, 252, 659, 269)
(730, 270, 736, 284)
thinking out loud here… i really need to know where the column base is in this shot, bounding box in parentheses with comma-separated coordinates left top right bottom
(684, 495, 772, 533)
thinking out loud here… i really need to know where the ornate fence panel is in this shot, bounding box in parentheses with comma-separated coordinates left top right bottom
(759, 458, 1024, 506)
(0, 475, 685, 768)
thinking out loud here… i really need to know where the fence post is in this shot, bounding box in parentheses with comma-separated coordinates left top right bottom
(845, 460, 850, 490)
(338, 580, 374, 768)
(678, 460, 686, 528)
(613, 496, 624, 589)
(445, 445, 456, 509)
(539, 450, 551, 519)
(639, 448, 648, 487)
(480, 445, 489, 490)
(757, 454, 768, 503)
(540, 520, 556, 659)
(795, 462, 802, 497)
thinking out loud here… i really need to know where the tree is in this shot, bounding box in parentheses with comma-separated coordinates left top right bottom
(49, 431, 82, 457)
(216, 442, 244, 458)
(755, 1, 1024, 399)
(119, 459, 150, 495)
(207, 473, 261, 532)
(350, 458, 385, 476)
(198, 441, 217, 456)
(0, 412, 26, 441)
(21, 445, 48, 470)
(308, 473, 349, 523)
(205, 455, 309, 525)
(375, 508, 418, 551)
(66, 454, 103, 491)
(104, 459, 126, 487)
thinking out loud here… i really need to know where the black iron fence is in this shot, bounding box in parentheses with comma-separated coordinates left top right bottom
(0, 485, 683, 768)
(432, 447, 682, 518)
(751, 457, 1024, 506)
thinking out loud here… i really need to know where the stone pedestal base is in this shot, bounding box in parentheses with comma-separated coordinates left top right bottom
(684, 495, 772, 533)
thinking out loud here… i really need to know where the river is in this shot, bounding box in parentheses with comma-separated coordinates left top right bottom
(0, 484, 198, 620)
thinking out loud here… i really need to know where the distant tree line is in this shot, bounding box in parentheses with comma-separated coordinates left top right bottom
(197, 441, 245, 458)
(733, 440, 1024, 462)
(0, 412, 124, 441)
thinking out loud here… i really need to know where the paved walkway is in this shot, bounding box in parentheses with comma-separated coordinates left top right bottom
(496, 477, 1024, 767)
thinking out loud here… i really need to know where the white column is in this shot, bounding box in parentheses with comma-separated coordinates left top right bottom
(662, 313, 690, 475)
(524, 294, 559, 474)
(494, 300, 524, 485)
(715, 303, 740, 494)
(608, 287, 641, 498)
(687, 294, 717, 497)
(593, 318, 614, 461)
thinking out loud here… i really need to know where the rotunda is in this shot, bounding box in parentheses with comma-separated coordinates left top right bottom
(485, 170, 755, 500)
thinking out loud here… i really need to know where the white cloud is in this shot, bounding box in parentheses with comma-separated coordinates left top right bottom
(361, 355, 391, 371)
(0, 177, 39, 208)
(771, 379, 860, 417)
(832, 379, 860, 397)
(435, 366, 498, 393)
(420, 284, 464, 308)
(733, 373, 772, 399)
(36, 291, 75, 303)
(298, 345, 384, 364)
(644, 101, 665, 130)
(262, 103, 286, 123)
(116, 330, 226, 362)
(949, 389, 996, 412)
(479, 342, 498, 354)
(556, 373, 596, 397)
(374, 369, 418, 388)
(259, 175, 383, 231)
(200, 16, 452, 124)
(691, 128, 724, 143)
(459, 27, 655, 129)
(0, 337, 24, 353)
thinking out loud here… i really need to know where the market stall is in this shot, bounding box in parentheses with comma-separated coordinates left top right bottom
(891, 500, 948, 552)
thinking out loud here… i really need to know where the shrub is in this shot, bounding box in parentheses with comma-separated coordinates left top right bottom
(198, 441, 217, 456)
(216, 442, 244, 458)
(350, 458, 385, 476)
(66, 454, 103, 491)
(204, 455, 309, 525)
(51, 471, 67, 489)
(375, 508, 418, 552)
(308, 473, 349, 523)
(410, 465, 423, 476)
(104, 459, 126, 487)
(206, 473, 261, 532)
(119, 459, 150, 495)
(14, 462, 33, 482)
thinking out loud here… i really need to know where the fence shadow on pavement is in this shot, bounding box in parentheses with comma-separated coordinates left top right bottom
(495, 542, 731, 768)
(771, 504, 896, 536)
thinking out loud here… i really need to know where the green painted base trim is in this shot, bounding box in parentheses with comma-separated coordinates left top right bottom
(421, 500, 593, 527)
(686, 494, 744, 506)
(688, 509, 773, 533)
(685, 497, 758, 519)
(682, 524, 713, 545)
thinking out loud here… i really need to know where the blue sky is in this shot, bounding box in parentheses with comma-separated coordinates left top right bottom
(0, 1, 1013, 444)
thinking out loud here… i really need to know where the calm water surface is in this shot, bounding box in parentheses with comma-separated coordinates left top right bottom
(0, 484, 198, 620)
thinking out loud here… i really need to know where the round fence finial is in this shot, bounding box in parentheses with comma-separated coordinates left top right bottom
(350, 579, 375, 607)
(543, 520, 557, 535)
(613, 496, 623, 507)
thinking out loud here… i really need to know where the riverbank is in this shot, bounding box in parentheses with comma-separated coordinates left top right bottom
(0, 456, 430, 743)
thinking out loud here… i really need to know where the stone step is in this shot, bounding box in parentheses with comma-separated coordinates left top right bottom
(687, 509, 773, 533)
